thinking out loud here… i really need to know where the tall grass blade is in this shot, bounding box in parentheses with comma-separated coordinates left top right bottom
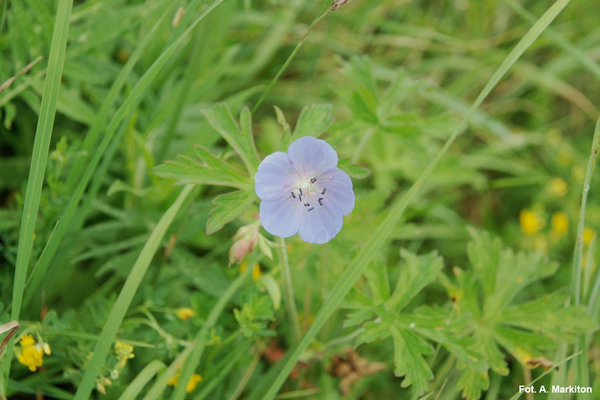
(570, 117, 600, 397)
(74, 185, 195, 399)
(3, 0, 73, 389)
(170, 266, 251, 400)
(25, 0, 227, 305)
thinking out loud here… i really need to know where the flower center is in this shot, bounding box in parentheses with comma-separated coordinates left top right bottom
(290, 176, 326, 212)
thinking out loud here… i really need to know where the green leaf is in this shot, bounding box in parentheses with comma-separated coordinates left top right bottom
(466, 229, 503, 295)
(456, 369, 489, 400)
(391, 324, 434, 394)
(492, 326, 556, 365)
(206, 190, 255, 235)
(388, 250, 443, 310)
(484, 248, 557, 317)
(364, 262, 390, 304)
(260, 275, 281, 310)
(234, 295, 275, 337)
(500, 292, 598, 338)
(338, 158, 371, 179)
(293, 104, 334, 138)
(355, 320, 391, 346)
(154, 146, 252, 189)
(204, 103, 259, 173)
(273, 105, 291, 135)
(400, 307, 486, 372)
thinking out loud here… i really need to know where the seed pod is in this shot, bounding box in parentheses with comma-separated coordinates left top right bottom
(331, 0, 352, 10)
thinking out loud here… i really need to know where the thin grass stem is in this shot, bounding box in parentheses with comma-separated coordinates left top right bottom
(278, 236, 302, 344)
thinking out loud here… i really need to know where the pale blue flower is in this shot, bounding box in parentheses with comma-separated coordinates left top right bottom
(255, 136, 355, 244)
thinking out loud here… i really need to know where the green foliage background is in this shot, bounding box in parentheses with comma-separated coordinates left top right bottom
(0, 0, 599, 399)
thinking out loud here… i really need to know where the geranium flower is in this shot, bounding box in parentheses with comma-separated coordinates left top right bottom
(255, 136, 354, 244)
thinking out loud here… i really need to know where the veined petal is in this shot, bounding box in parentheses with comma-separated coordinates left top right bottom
(319, 168, 355, 216)
(255, 152, 295, 200)
(298, 202, 343, 244)
(260, 196, 304, 238)
(288, 136, 338, 176)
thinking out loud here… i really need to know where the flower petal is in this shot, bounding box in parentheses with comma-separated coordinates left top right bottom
(260, 196, 304, 238)
(298, 202, 343, 244)
(255, 152, 295, 200)
(318, 168, 355, 216)
(288, 136, 338, 176)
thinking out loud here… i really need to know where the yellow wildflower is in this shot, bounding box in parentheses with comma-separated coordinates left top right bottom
(186, 374, 203, 392)
(548, 178, 568, 197)
(168, 373, 203, 393)
(551, 212, 569, 237)
(175, 307, 195, 321)
(115, 342, 134, 370)
(16, 334, 50, 372)
(583, 228, 595, 245)
(240, 262, 262, 281)
(520, 209, 544, 235)
(557, 151, 572, 167)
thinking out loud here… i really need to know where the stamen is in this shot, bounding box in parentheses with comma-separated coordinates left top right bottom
(310, 177, 317, 184)
(304, 203, 310, 207)
(298, 194, 302, 202)
(291, 192, 296, 198)
(318, 198, 323, 206)
(307, 207, 314, 212)
(299, 188, 303, 195)
(322, 188, 326, 195)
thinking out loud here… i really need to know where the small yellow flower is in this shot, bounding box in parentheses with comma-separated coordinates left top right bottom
(16, 334, 50, 372)
(520, 209, 544, 236)
(20, 334, 35, 347)
(240, 262, 262, 281)
(551, 212, 569, 237)
(167, 373, 203, 393)
(186, 374, 203, 393)
(548, 178, 568, 197)
(115, 342, 134, 370)
(583, 228, 595, 245)
(175, 307, 195, 321)
(557, 151, 572, 167)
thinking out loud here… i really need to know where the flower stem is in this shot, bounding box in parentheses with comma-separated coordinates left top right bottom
(277, 237, 302, 344)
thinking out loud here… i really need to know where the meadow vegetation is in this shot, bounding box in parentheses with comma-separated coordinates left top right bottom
(0, 0, 599, 398)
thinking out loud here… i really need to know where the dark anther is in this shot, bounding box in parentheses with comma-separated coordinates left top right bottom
(310, 177, 317, 184)
(298, 194, 302, 202)
(304, 203, 310, 207)
(291, 192, 296, 198)
(299, 188, 303, 195)
(322, 188, 326, 195)
(318, 198, 324, 206)
(307, 207, 314, 212)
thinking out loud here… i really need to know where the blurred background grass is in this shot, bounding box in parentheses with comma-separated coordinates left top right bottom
(1, 0, 599, 398)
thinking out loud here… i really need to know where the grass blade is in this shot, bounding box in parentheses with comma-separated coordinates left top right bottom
(118, 360, 166, 400)
(3, 0, 73, 389)
(24, 0, 228, 306)
(170, 266, 251, 400)
(74, 185, 195, 399)
(262, 0, 572, 398)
